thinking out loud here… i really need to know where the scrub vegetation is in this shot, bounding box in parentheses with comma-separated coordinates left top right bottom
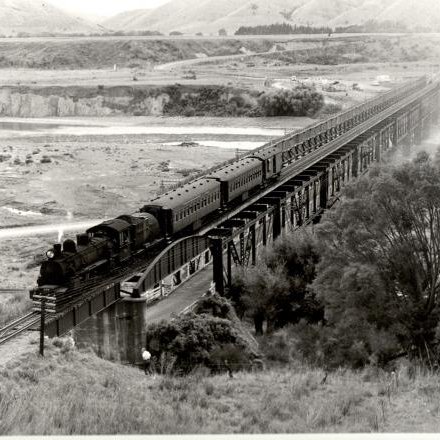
(3, 338, 440, 434)
(162, 84, 324, 117)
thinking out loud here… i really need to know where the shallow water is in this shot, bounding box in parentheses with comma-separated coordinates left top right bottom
(164, 140, 267, 150)
(0, 119, 285, 140)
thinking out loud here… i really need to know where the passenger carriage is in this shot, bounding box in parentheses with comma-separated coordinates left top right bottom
(141, 178, 222, 237)
(206, 157, 263, 206)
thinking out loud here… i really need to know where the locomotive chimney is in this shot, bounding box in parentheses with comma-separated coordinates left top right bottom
(53, 243, 62, 258)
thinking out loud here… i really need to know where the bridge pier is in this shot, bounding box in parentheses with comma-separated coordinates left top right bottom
(413, 125, 422, 146)
(210, 237, 225, 295)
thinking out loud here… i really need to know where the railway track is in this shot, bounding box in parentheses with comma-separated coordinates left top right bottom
(0, 288, 27, 294)
(0, 311, 40, 346)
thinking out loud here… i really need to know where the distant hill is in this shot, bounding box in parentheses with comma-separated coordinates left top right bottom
(103, 0, 440, 34)
(377, 0, 440, 30)
(102, 0, 308, 34)
(0, 0, 101, 36)
(102, 8, 153, 31)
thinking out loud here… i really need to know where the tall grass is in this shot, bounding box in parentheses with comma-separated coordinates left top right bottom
(2, 339, 440, 434)
(0, 291, 32, 327)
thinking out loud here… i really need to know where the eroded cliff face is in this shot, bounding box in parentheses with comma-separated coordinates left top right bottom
(0, 85, 259, 117)
(0, 87, 170, 117)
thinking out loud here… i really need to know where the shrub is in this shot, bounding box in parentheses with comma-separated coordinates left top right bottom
(162, 85, 259, 117)
(145, 313, 256, 374)
(258, 87, 324, 117)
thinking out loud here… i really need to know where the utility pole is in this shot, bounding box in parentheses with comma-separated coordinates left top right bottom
(39, 298, 45, 356)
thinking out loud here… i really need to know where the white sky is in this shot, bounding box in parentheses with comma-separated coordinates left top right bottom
(46, 0, 170, 18)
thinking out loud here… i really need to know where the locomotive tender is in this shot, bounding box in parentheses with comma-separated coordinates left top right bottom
(32, 77, 427, 297)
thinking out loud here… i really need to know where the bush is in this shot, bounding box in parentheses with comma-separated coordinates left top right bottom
(258, 87, 324, 117)
(193, 293, 237, 320)
(145, 313, 256, 374)
(162, 85, 258, 117)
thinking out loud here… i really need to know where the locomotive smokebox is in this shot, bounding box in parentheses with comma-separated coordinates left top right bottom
(54, 243, 62, 257)
(63, 239, 77, 253)
(77, 233, 89, 246)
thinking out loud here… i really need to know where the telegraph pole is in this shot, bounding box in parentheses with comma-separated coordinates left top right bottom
(39, 298, 45, 356)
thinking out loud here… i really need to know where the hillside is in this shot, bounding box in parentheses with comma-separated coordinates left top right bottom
(101, 8, 153, 30)
(0, 0, 100, 36)
(2, 337, 440, 433)
(330, 0, 385, 27)
(102, 0, 308, 34)
(377, 0, 440, 30)
(103, 0, 440, 34)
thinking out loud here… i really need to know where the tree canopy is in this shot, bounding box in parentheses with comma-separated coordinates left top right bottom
(311, 152, 440, 366)
(230, 231, 322, 335)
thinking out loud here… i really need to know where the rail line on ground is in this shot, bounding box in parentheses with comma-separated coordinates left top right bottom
(0, 312, 40, 346)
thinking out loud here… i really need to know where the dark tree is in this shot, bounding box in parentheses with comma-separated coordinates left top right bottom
(232, 231, 322, 334)
(312, 152, 440, 365)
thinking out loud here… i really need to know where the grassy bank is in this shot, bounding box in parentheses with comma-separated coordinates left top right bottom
(1, 338, 440, 434)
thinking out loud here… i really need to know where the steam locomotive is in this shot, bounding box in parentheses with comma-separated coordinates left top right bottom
(31, 77, 427, 299)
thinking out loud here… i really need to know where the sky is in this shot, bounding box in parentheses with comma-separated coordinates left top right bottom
(47, 0, 170, 18)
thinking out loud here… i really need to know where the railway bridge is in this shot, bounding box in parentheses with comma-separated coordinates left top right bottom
(43, 76, 440, 337)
